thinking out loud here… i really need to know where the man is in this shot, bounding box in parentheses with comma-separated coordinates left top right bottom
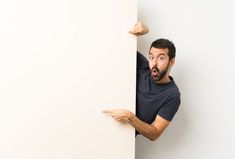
(103, 22, 180, 141)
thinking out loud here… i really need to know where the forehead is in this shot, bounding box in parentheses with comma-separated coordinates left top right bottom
(149, 47, 169, 56)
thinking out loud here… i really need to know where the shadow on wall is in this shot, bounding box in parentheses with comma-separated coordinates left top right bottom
(135, 65, 191, 158)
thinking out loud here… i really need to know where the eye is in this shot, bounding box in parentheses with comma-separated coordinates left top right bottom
(149, 56, 154, 60)
(158, 56, 165, 61)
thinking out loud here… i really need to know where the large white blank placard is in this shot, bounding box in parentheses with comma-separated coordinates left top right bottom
(0, 0, 136, 158)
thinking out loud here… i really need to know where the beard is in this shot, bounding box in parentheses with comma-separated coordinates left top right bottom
(150, 63, 169, 82)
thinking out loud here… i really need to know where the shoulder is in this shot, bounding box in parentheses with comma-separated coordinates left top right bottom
(161, 80, 181, 107)
(159, 79, 181, 99)
(163, 82, 181, 108)
(167, 77, 181, 95)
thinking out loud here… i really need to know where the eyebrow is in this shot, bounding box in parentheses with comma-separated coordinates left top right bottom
(149, 52, 166, 56)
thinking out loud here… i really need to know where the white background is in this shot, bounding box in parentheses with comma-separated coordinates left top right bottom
(0, 0, 136, 159)
(136, 0, 235, 159)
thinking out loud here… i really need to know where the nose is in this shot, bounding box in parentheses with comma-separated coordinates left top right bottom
(153, 59, 158, 66)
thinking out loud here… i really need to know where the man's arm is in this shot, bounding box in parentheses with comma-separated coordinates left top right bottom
(129, 114, 170, 141)
(102, 109, 170, 141)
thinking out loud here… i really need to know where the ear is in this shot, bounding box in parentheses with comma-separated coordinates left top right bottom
(169, 58, 175, 67)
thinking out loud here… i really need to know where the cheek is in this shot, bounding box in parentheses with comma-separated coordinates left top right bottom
(157, 63, 166, 70)
(149, 63, 153, 69)
(149, 61, 154, 69)
(160, 62, 169, 70)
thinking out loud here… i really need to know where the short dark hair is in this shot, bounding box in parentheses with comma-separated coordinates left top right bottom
(150, 38, 176, 60)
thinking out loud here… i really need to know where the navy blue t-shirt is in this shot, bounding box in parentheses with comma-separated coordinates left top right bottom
(136, 52, 181, 131)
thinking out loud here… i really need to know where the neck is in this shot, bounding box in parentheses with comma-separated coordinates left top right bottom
(155, 75, 171, 84)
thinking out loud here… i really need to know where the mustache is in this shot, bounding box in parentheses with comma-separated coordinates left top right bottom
(151, 66, 160, 73)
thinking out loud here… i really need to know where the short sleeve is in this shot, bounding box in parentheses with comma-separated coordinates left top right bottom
(137, 51, 149, 70)
(158, 95, 181, 121)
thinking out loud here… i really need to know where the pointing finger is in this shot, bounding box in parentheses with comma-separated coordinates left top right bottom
(102, 110, 113, 114)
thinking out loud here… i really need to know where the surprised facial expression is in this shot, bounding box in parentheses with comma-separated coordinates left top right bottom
(149, 47, 171, 82)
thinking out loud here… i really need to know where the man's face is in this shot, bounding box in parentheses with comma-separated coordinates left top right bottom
(149, 47, 172, 82)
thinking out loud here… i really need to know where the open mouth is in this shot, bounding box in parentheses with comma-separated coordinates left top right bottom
(151, 68, 159, 77)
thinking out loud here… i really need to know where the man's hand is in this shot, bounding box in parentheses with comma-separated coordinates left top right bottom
(129, 22, 149, 36)
(103, 109, 170, 141)
(102, 109, 134, 122)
